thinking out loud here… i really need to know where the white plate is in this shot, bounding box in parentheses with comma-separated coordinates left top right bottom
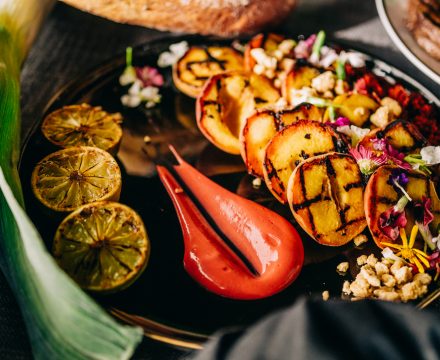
(376, 0, 440, 84)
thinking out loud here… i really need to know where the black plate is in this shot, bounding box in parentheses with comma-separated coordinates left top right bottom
(19, 35, 440, 349)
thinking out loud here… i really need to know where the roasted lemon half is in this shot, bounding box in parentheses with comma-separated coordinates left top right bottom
(53, 201, 150, 292)
(41, 104, 123, 154)
(31, 147, 121, 212)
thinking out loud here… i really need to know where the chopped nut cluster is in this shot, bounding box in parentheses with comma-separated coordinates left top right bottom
(322, 290, 330, 301)
(250, 40, 296, 88)
(370, 97, 402, 127)
(342, 254, 432, 302)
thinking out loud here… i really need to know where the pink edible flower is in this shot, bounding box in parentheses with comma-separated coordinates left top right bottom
(327, 117, 350, 128)
(379, 197, 409, 240)
(294, 34, 316, 58)
(414, 196, 434, 227)
(135, 66, 164, 87)
(370, 137, 412, 170)
(349, 145, 387, 175)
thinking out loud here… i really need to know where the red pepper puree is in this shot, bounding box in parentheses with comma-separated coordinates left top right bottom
(156, 148, 304, 300)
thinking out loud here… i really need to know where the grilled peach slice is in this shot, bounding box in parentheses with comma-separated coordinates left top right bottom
(324, 93, 379, 127)
(282, 65, 320, 105)
(359, 120, 427, 152)
(173, 46, 244, 98)
(197, 71, 280, 154)
(364, 165, 440, 248)
(244, 33, 286, 71)
(263, 120, 345, 203)
(288, 153, 366, 246)
(240, 104, 324, 177)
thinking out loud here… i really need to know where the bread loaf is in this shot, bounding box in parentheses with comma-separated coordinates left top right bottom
(60, 0, 297, 37)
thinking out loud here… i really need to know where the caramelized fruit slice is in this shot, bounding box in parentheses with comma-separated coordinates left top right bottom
(173, 46, 244, 98)
(282, 65, 320, 105)
(324, 93, 379, 127)
(359, 120, 427, 152)
(263, 120, 344, 203)
(197, 71, 280, 154)
(41, 104, 123, 154)
(364, 165, 440, 247)
(31, 146, 121, 212)
(53, 201, 150, 292)
(288, 153, 367, 246)
(240, 103, 324, 177)
(244, 33, 286, 71)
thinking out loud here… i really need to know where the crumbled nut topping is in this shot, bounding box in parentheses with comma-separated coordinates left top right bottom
(336, 262, 349, 274)
(322, 290, 330, 301)
(343, 254, 432, 302)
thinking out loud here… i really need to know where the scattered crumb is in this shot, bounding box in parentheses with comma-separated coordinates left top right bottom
(252, 178, 262, 188)
(342, 253, 432, 303)
(336, 262, 349, 274)
(322, 290, 330, 301)
(174, 187, 184, 194)
(357, 255, 368, 266)
(354, 234, 368, 247)
(143, 135, 152, 143)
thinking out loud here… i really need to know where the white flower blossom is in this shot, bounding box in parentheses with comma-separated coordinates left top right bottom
(339, 51, 366, 68)
(336, 125, 370, 146)
(420, 146, 440, 165)
(157, 41, 189, 67)
(382, 247, 402, 262)
(119, 66, 137, 86)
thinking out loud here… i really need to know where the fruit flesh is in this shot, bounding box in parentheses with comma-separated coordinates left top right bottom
(263, 120, 342, 203)
(53, 201, 149, 292)
(364, 165, 440, 247)
(197, 71, 279, 154)
(41, 104, 123, 154)
(173, 47, 244, 98)
(31, 147, 121, 212)
(288, 153, 366, 246)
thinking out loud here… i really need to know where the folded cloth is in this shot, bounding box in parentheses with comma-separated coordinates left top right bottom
(192, 297, 440, 360)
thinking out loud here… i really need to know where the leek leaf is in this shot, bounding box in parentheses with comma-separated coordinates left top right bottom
(0, 0, 144, 358)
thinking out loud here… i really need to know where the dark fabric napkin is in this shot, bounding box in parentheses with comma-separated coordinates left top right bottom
(193, 297, 440, 360)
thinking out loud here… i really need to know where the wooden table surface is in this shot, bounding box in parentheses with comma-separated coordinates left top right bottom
(1, 0, 438, 358)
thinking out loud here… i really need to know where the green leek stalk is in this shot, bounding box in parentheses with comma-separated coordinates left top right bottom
(0, 1, 143, 358)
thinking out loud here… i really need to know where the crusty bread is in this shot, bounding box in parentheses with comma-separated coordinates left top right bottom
(60, 0, 297, 37)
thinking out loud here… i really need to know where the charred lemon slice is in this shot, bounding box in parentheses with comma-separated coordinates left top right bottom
(53, 201, 150, 292)
(41, 104, 123, 154)
(31, 147, 121, 212)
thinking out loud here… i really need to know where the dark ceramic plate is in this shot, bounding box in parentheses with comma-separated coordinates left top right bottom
(19, 35, 440, 349)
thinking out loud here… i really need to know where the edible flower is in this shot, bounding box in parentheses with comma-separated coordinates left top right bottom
(381, 225, 430, 273)
(349, 145, 387, 175)
(414, 197, 435, 251)
(387, 169, 412, 201)
(371, 137, 412, 170)
(135, 66, 164, 87)
(294, 34, 316, 59)
(429, 251, 440, 280)
(119, 47, 137, 86)
(379, 196, 409, 240)
(327, 116, 350, 127)
(157, 41, 189, 67)
(421, 146, 440, 165)
(119, 47, 164, 109)
(336, 125, 370, 147)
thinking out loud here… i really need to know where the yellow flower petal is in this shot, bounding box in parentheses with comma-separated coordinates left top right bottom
(415, 253, 430, 268)
(412, 257, 425, 273)
(381, 242, 403, 250)
(413, 248, 429, 258)
(400, 227, 408, 248)
(409, 225, 419, 248)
